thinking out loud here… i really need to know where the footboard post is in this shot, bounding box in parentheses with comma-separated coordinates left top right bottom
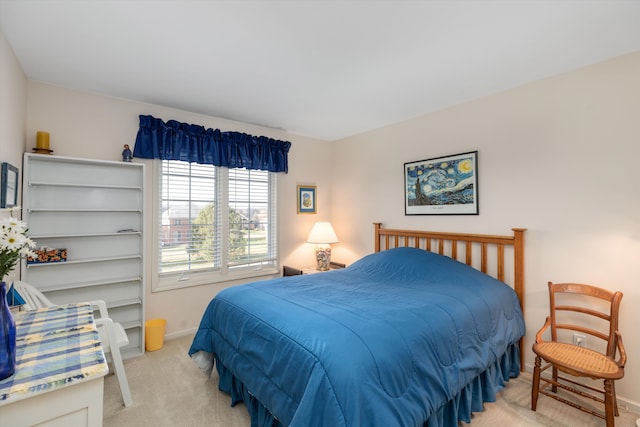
(512, 227, 527, 371)
(374, 222, 382, 252)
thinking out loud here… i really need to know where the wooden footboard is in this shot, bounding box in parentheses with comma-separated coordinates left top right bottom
(374, 222, 526, 369)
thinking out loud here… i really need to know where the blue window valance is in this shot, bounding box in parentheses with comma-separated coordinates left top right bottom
(133, 115, 291, 173)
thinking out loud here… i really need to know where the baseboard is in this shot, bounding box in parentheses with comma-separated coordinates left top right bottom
(164, 328, 198, 341)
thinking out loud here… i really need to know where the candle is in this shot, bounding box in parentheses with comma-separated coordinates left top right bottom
(36, 131, 50, 150)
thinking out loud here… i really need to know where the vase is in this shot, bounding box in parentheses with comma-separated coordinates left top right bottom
(0, 281, 17, 380)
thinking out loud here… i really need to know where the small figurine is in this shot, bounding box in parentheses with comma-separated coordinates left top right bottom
(122, 144, 133, 162)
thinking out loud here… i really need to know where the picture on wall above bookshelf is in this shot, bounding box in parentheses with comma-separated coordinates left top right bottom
(21, 153, 146, 358)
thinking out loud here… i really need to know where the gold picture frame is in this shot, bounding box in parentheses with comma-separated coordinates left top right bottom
(297, 185, 316, 214)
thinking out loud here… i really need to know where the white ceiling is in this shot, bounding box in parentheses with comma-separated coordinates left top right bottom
(2, 1, 639, 141)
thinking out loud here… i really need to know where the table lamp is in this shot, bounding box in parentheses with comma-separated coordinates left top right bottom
(307, 222, 339, 271)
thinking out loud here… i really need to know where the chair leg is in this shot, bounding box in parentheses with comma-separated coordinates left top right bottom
(531, 356, 542, 410)
(111, 343, 133, 407)
(604, 379, 615, 427)
(100, 319, 133, 407)
(551, 366, 558, 393)
(612, 381, 619, 417)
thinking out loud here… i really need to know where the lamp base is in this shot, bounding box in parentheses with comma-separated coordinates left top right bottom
(315, 245, 331, 271)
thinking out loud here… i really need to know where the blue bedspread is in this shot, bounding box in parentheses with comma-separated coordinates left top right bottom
(189, 247, 525, 427)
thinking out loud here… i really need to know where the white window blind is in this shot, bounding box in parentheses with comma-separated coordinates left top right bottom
(228, 168, 277, 268)
(157, 160, 278, 289)
(159, 161, 218, 274)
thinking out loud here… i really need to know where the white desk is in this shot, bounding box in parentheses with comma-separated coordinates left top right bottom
(0, 304, 108, 426)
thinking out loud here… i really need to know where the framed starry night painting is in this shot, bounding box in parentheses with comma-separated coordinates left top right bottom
(404, 151, 478, 215)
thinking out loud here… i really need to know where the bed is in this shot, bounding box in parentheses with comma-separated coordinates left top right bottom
(189, 223, 526, 427)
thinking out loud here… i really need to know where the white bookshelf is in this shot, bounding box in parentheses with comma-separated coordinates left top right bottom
(21, 153, 146, 358)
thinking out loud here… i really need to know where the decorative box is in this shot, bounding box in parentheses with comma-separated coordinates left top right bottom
(27, 248, 68, 264)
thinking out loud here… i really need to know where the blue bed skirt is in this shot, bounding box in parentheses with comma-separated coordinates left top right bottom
(214, 341, 521, 427)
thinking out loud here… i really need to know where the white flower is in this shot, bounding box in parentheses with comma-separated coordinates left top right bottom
(4, 217, 27, 234)
(0, 214, 36, 280)
(2, 229, 23, 250)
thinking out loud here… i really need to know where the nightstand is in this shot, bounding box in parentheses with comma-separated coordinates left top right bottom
(301, 267, 326, 275)
(282, 262, 346, 276)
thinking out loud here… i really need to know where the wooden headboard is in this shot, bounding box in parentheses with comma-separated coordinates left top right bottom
(374, 223, 527, 368)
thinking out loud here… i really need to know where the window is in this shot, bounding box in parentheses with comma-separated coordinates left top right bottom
(154, 160, 278, 291)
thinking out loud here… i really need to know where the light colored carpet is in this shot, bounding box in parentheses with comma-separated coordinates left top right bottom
(104, 335, 638, 427)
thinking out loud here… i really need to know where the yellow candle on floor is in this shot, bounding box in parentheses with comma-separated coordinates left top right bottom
(36, 131, 50, 149)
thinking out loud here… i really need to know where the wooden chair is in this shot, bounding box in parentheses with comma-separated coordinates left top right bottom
(531, 282, 626, 427)
(12, 281, 133, 407)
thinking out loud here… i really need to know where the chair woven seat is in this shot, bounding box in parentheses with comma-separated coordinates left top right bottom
(534, 342, 622, 379)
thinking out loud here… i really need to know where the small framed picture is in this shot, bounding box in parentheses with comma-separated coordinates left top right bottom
(297, 185, 316, 214)
(1, 162, 19, 208)
(404, 151, 478, 215)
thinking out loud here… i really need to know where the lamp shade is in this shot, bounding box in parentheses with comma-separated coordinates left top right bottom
(306, 222, 338, 244)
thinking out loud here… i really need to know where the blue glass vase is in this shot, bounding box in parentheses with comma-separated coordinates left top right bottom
(0, 281, 17, 380)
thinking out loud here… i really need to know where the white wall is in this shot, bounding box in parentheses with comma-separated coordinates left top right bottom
(330, 52, 640, 408)
(0, 31, 27, 284)
(0, 31, 27, 191)
(25, 82, 332, 338)
(0, 32, 26, 168)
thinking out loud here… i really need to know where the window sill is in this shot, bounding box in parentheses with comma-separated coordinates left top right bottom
(152, 266, 280, 292)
